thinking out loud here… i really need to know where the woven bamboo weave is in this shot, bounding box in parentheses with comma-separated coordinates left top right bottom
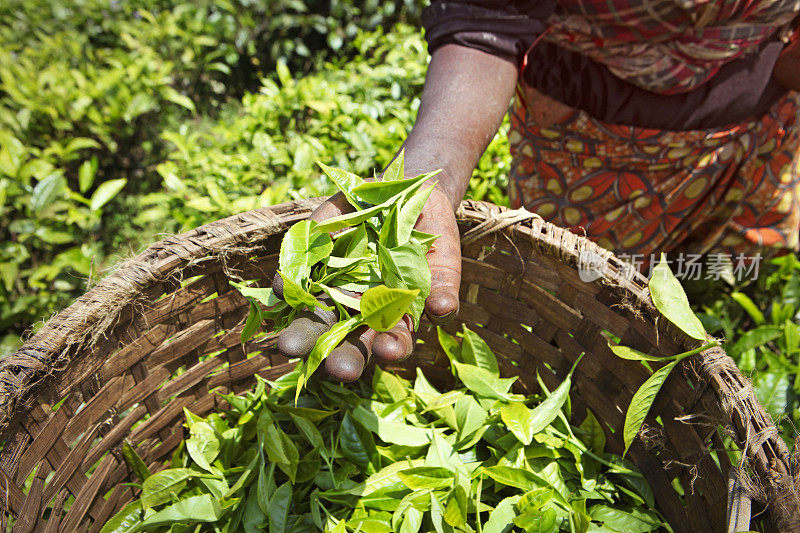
(0, 199, 798, 532)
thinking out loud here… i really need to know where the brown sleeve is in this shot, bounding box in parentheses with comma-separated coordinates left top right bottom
(422, 0, 555, 65)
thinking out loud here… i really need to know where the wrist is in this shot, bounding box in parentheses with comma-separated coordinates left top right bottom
(431, 172, 469, 213)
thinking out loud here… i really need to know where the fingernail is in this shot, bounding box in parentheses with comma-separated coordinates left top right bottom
(272, 273, 284, 300)
(427, 309, 457, 325)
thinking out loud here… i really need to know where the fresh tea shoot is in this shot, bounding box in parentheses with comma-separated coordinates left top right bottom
(106, 326, 667, 533)
(609, 255, 718, 455)
(233, 151, 441, 396)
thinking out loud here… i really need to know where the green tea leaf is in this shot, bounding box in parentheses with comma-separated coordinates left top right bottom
(609, 344, 668, 362)
(360, 285, 418, 332)
(318, 284, 361, 311)
(139, 494, 223, 528)
(358, 485, 407, 511)
(379, 205, 400, 248)
(338, 459, 426, 496)
(649, 254, 706, 341)
(481, 465, 541, 492)
(422, 390, 463, 412)
(396, 182, 435, 245)
(318, 161, 365, 208)
(187, 421, 220, 472)
(430, 493, 446, 533)
(372, 366, 409, 404)
(397, 467, 454, 490)
(340, 411, 381, 474)
(90, 178, 127, 211)
(483, 496, 519, 533)
(99, 499, 143, 533)
(279, 271, 329, 310)
(377, 242, 431, 327)
(78, 157, 97, 194)
(513, 507, 557, 532)
(225, 450, 260, 498)
(754, 371, 791, 417)
(410, 229, 439, 249)
(268, 424, 299, 482)
(121, 441, 150, 483)
(243, 483, 267, 531)
(437, 327, 462, 368)
(452, 360, 515, 400)
(353, 174, 431, 205)
(230, 282, 281, 307)
(30, 173, 64, 213)
(331, 224, 368, 258)
(351, 404, 441, 447)
(268, 482, 293, 533)
(623, 360, 680, 455)
(257, 462, 276, 516)
(528, 358, 581, 435)
(454, 395, 487, 443)
(382, 149, 404, 182)
(324, 255, 367, 270)
(270, 403, 336, 422)
(527, 459, 569, 501)
(290, 413, 325, 449)
(500, 402, 534, 445)
(312, 202, 391, 234)
(241, 300, 263, 343)
(730, 291, 765, 325)
(141, 468, 195, 509)
(398, 506, 423, 533)
(462, 325, 499, 375)
(729, 325, 783, 357)
(589, 505, 663, 532)
(298, 315, 362, 398)
(280, 219, 333, 283)
(578, 410, 606, 454)
(443, 485, 467, 527)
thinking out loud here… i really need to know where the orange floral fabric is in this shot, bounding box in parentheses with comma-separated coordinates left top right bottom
(508, 89, 800, 258)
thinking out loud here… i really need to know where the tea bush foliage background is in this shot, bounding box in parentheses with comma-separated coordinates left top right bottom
(2, 0, 796, 448)
(0, 0, 512, 348)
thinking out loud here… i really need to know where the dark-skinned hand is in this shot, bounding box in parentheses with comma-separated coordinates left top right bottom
(273, 186, 461, 382)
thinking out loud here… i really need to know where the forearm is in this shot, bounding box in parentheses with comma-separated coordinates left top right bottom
(400, 44, 518, 211)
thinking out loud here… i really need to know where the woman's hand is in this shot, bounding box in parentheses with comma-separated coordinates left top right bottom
(274, 42, 518, 380)
(274, 185, 462, 381)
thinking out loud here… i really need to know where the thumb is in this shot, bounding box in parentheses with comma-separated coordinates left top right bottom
(416, 189, 461, 324)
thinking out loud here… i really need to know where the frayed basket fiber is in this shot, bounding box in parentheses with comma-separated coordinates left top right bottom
(0, 199, 798, 533)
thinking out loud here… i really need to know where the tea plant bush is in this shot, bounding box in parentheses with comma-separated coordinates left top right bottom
(145, 27, 429, 231)
(0, 2, 462, 347)
(141, 25, 510, 234)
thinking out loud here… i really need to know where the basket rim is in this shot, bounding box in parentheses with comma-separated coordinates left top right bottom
(1, 197, 797, 526)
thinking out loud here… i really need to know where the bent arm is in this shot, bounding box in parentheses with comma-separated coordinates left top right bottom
(400, 44, 519, 211)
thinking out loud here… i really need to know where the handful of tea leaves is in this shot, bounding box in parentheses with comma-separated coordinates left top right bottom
(106, 326, 666, 533)
(234, 152, 441, 396)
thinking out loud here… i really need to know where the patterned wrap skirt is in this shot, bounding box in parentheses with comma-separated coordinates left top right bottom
(508, 85, 800, 261)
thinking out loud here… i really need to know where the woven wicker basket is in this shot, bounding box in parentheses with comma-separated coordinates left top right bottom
(1, 198, 798, 533)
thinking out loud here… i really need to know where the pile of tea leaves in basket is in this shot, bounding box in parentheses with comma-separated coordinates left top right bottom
(103, 325, 668, 533)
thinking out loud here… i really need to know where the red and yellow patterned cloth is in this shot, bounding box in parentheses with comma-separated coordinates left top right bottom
(545, 0, 799, 94)
(508, 87, 800, 258)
